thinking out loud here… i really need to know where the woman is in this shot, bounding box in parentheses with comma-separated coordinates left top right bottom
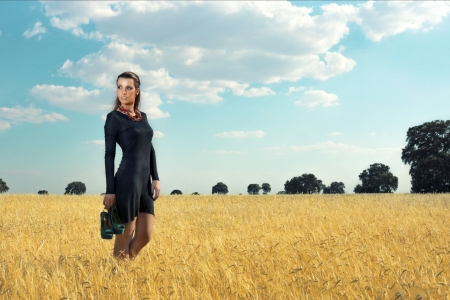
(103, 71, 161, 260)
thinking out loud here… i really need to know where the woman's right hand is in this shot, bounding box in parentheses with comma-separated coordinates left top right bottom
(103, 194, 116, 210)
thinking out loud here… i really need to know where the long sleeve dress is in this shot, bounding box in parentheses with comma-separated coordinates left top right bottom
(104, 110, 159, 223)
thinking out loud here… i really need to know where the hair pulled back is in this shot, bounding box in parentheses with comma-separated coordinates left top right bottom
(113, 71, 141, 110)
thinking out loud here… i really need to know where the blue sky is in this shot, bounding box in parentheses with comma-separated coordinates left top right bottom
(1, 1, 449, 195)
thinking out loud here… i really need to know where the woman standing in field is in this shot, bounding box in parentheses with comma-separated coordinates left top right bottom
(103, 71, 160, 260)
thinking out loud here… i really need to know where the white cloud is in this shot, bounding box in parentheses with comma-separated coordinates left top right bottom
(153, 131, 164, 138)
(57, 43, 278, 103)
(0, 105, 68, 126)
(37, 1, 450, 107)
(219, 81, 275, 98)
(289, 141, 401, 155)
(0, 119, 10, 131)
(369, 132, 377, 136)
(329, 132, 345, 136)
(287, 86, 306, 95)
(291, 141, 374, 154)
(30, 84, 169, 119)
(210, 150, 248, 155)
(294, 90, 339, 108)
(215, 130, 266, 139)
(23, 21, 47, 39)
(356, 1, 450, 42)
(40, 2, 359, 101)
(71, 27, 105, 41)
(44, 2, 121, 31)
(262, 146, 281, 151)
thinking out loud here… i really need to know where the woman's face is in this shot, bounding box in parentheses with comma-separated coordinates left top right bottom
(117, 77, 139, 106)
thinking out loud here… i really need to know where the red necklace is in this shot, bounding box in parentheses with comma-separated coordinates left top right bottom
(117, 105, 142, 122)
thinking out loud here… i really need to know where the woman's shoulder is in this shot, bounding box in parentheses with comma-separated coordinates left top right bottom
(105, 111, 120, 123)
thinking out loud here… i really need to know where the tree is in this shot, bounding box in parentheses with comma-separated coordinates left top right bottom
(0, 178, 9, 194)
(262, 183, 271, 195)
(353, 163, 398, 193)
(402, 120, 450, 193)
(64, 181, 86, 195)
(284, 173, 325, 194)
(247, 184, 261, 195)
(191, 192, 200, 195)
(410, 155, 450, 193)
(38, 190, 48, 195)
(277, 191, 286, 195)
(323, 182, 345, 194)
(170, 190, 182, 195)
(212, 182, 228, 194)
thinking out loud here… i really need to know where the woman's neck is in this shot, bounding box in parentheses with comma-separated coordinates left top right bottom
(121, 103, 135, 114)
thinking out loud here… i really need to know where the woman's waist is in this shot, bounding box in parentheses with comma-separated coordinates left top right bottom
(118, 157, 150, 169)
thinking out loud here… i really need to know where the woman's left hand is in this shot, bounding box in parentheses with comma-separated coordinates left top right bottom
(151, 180, 160, 200)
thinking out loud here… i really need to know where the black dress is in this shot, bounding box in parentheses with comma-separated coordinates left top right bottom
(104, 110, 159, 223)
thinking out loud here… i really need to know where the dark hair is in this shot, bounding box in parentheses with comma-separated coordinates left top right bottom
(113, 71, 141, 110)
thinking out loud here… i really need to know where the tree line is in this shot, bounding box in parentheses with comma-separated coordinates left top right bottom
(1, 120, 449, 195)
(170, 120, 450, 195)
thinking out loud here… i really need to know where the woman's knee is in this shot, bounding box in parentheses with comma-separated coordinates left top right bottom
(141, 231, 152, 244)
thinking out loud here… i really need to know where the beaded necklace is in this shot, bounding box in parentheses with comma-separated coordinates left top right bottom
(117, 105, 142, 122)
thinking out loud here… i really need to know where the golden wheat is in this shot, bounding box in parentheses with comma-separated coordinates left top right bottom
(0, 194, 449, 299)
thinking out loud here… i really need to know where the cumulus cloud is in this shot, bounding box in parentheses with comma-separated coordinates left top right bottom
(23, 21, 47, 39)
(38, 2, 360, 104)
(210, 150, 248, 155)
(43, 1, 121, 31)
(36, 1, 450, 108)
(289, 141, 401, 154)
(0, 119, 10, 131)
(0, 105, 68, 127)
(57, 43, 279, 103)
(153, 131, 164, 138)
(356, 1, 450, 42)
(294, 90, 339, 108)
(287, 86, 306, 95)
(30, 84, 169, 119)
(215, 130, 266, 139)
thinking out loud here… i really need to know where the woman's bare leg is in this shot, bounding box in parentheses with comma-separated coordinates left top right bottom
(113, 218, 136, 260)
(129, 213, 154, 259)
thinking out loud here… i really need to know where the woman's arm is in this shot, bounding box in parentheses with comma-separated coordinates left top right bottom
(150, 143, 160, 199)
(150, 143, 159, 181)
(104, 113, 118, 194)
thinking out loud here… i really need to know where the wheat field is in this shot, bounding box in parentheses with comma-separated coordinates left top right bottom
(0, 194, 449, 299)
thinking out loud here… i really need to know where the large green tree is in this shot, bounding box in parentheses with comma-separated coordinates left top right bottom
(261, 183, 271, 195)
(170, 190, 182, 195)
(0, 178, 9, 193)
(284, 173, 325, 194)
(323, 182, 345, 194)
(354, 163, 398, 193)
(212, 182, 228, 194)
(64, 181, 86, 195)
(247, 184, 261, 195)
(401, 120, 450, 193)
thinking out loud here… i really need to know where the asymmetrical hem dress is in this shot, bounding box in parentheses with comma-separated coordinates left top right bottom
(104, 110, 159, 223)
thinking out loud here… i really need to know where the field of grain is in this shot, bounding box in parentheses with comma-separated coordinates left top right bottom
(0, 194, 449, 299)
